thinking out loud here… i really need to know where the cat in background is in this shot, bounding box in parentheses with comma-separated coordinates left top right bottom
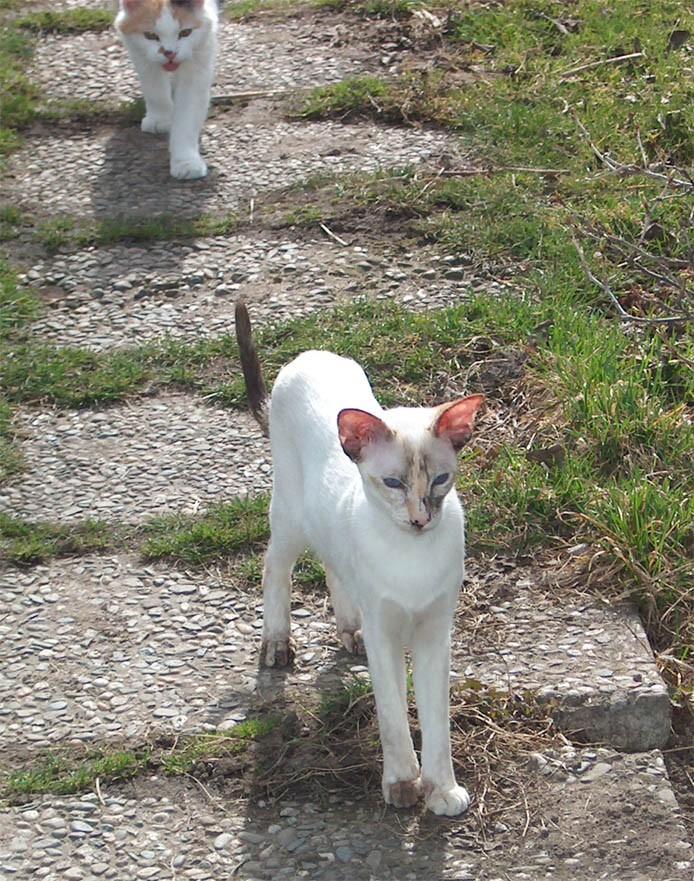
(235, 302, 485, 816)
(115, 0, 218, 179)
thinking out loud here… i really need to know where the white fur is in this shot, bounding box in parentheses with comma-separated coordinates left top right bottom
(262, 350, 472, 816)
(115, 1, 218, 179)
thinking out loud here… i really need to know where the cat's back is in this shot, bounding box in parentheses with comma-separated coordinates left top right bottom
(272, 350, 378, 413)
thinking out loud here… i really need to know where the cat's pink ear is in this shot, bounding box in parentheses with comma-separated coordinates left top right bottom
(337, 409, 393, 462)
(433, 395, 485, 451)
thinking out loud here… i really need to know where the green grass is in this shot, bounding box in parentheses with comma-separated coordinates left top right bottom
(0, 18, 38, 159)
(35, 211, 239, 252)
(4, 750, 147, 799)
(0, 514, 113, 565)
(160, 717, 278, 775)
(16, 9, 112, 34)
(0, 344, 149, 408)
(238, 551, 327, 591)
(34, 98, 145, 126)
(2, 718, 277, 801)
(141, 496, 271, 564)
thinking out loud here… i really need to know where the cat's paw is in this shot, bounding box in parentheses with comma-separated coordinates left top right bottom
(340, 627, 366, 656)
(384, 777, 422, 809)
(424, 783, 470, 817)
(261, 638, 293, 668)
(170, 155, 208, 180)
(141, 115, 171, 134)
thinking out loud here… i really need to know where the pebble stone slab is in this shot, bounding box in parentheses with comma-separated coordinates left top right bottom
(30, 19, 375, 106)
(0, 749, 690, 881)
(455, 564, 671, 751)
(20, 237, 482, 350)
(0, 554, 671, 753)
(0, 395, 271, 524)
(2, 111, 452, 219)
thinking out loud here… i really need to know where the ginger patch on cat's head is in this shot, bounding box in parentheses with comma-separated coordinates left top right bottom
(117, 0, 204, 33)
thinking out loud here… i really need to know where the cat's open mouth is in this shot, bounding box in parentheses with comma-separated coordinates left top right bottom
(162, 60, 180, 72)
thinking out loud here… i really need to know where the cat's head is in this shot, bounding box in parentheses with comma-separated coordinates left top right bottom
(337, 395, 485, 534)
(117, 0, 207, 71)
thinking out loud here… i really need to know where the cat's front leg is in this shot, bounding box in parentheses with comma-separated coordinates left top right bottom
(169, 58, 214, 180)
(122, 39, 173, 134)
(361, 614, 421, 807)
(412, 609, 470, 817)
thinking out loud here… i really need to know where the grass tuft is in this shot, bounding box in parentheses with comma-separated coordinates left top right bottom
(16, 9, 113, 34)
(0, 514, 113, 565)
(141, 496, 271, 564)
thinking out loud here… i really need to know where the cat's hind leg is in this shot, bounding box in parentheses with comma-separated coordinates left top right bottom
(261, 511, 306, 668)
(326, 568, 364, 656)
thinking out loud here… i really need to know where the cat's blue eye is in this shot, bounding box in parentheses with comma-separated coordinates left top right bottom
(179, 28, 193, 37)
(383, 477, 404, 489)
(144, 32, 159, 41)
(432, 472, 450, 486)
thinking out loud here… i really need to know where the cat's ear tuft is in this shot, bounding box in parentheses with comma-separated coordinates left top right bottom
(337, 409, 393, 462)
(433, 395, 485, 451)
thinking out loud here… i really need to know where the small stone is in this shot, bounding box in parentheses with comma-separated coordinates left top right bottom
(335, 846, 353, 863)
(214, 833, 233, 850)
(366, 850, 382, 869)
(579, 762, 611, 782)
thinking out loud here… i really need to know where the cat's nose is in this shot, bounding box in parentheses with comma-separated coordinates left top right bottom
(161, 48, 176, 58)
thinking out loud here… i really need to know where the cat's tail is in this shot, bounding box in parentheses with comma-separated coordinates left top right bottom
(235, 301, 269, 437)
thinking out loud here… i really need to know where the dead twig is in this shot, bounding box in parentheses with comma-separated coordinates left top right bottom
(573, 115, 694, 191)
(318, 222, 349, 247)
(211, 88, 294, 105)
(572, 235, 694, 325)
(441, 165, 569, 177)
(560, 51, 644, 79)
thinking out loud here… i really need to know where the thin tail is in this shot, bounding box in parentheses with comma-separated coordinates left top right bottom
(235, 301, 269, 437)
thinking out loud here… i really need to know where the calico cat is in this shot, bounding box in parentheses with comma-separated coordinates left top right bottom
(115, 0, 218, 179)
(235, 303, 484, 816)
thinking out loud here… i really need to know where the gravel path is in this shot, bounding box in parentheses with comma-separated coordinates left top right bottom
(3, 110, 453, 219)
(20, 237, 484, 350)
(0, 396, 271, 523)
(0, 554, 671, 752)
(0, 750, 691, 881)
(0, 5, 690, 880)
(30, 18, 376, 105)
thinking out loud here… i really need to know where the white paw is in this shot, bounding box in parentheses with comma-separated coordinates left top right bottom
(383, 777, 422, 808)
(261, 638, 293, 668)
(170, 154, 207, 180)
(339, 628, 365, 656)
(141, 115, 171, 134)
(425, 783, 470, 816)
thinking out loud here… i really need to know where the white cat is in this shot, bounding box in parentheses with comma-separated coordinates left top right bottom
(236, 303, 484, 816)
(114, 0, 218, 179)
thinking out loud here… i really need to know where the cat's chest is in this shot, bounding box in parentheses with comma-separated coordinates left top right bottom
(346, 516, 465, 613)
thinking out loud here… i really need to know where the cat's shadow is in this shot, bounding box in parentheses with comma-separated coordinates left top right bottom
(92, 122, 219, 220)
(226, 652, 461, 878)
(89, 121, 221, 293)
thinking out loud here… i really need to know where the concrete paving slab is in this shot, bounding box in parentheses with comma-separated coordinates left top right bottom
(0, 747, 691, 880)
(29, 19, 376, 106)
(0, 555, 672, 753)
(2, 109, 452, 220)
(0, 396, 271, 524)
(19, 236, 483, 350)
